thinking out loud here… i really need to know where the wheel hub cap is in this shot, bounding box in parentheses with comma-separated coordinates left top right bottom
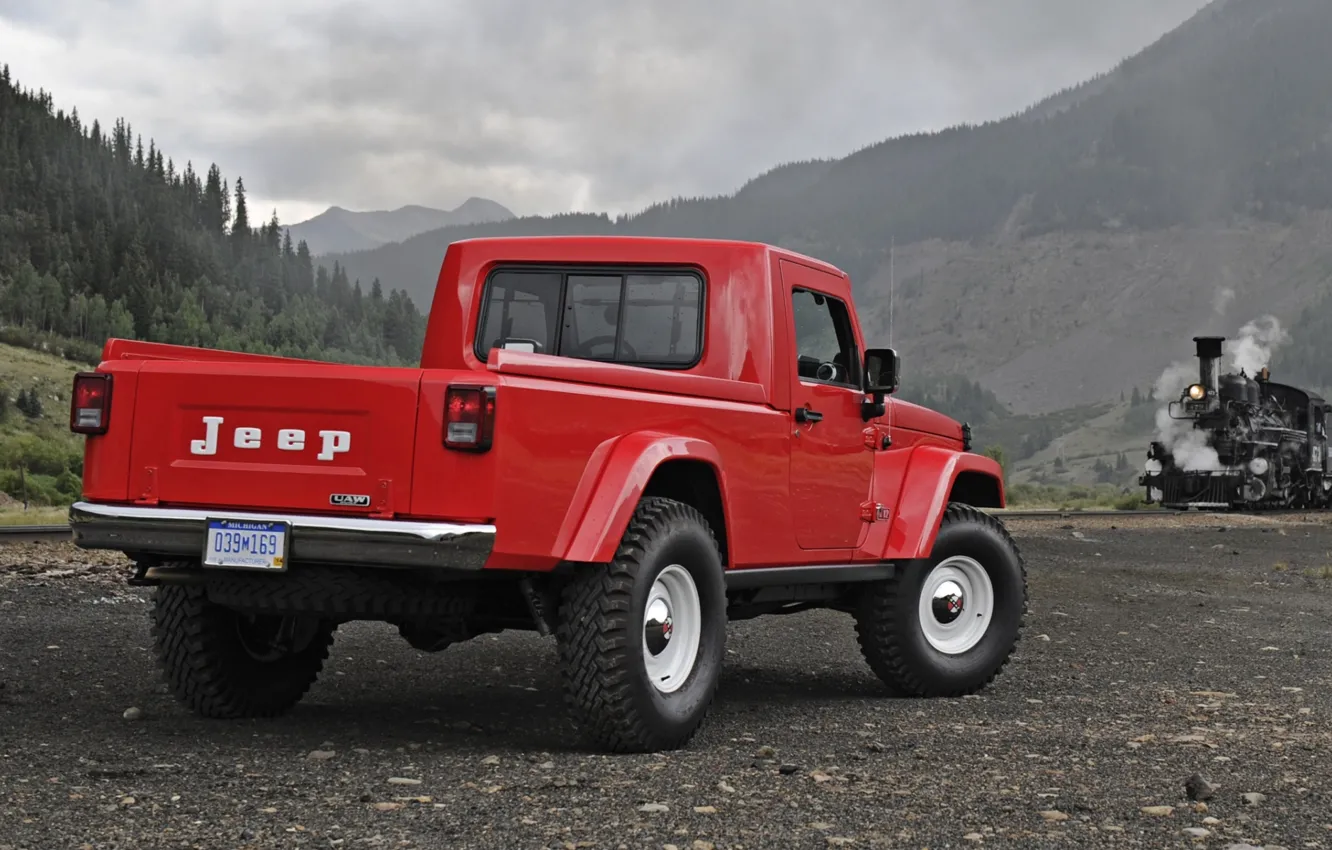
(644, 598, 673, 656)
(932, 580, 965, 624)
(918, 556, 995, 655)
(642, 564, 702, 694)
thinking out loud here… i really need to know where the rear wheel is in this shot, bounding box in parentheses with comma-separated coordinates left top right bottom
(855, 503, 1026, 697)
(555, 497, 726, 753)
(151, 581, 336, 718)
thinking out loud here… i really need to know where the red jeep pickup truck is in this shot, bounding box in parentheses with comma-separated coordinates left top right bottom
(68, 236, 1025, 753)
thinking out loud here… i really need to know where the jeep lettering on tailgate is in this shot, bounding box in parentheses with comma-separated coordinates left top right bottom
(68, 236, 1025, 756)
(188, 415, 351, 461)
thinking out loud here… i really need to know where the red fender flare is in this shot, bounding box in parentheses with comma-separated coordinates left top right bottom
(881, 446, 1005, 561)
(556, 431, 728, 564)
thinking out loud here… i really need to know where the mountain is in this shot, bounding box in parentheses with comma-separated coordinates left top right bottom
(322, 0, 1332, 418)
(285, 198, 514, 255)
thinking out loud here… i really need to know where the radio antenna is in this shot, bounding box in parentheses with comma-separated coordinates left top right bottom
(889, 235, 895, 352)
(888, 235, 895, 433)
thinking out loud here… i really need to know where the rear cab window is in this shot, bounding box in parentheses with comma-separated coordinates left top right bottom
(475, 267, 705, 368)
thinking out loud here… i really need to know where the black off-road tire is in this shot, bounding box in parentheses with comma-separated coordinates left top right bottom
(555, 497, 727, 753)
(151, 582, 336, 719)
(855, 502, 1027, 697)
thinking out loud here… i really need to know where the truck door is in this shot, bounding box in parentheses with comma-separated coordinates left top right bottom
(783, 268, 875, 550)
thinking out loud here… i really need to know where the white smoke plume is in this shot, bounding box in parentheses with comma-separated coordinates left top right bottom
(1227, 315, 1288, 376)
(1212, 286, 1235, 317)
(1152, 360, 1221, 472)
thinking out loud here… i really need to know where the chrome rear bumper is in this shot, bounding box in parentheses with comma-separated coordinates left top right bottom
(69, 501, 496, 571)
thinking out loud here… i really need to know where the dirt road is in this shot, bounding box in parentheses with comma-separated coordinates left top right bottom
(2, 514, 1330, 849)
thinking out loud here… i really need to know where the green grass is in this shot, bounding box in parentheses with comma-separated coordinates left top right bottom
(0, 505, 68, 525)
(1005, 482, 1149, 511)
(0, 341, 91, 507)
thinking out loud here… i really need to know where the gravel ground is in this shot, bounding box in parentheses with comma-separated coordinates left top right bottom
(2, 515, 1331, 850)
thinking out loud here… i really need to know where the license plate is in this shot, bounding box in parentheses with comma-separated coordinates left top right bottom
(203, 519, 288, 571)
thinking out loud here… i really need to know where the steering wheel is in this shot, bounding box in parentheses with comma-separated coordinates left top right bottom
(816, 361, 843, 383)
(576, 335, 638, 360)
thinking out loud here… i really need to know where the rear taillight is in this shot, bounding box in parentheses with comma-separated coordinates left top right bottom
(70, 372, 113, 435)
(444, 385, 496, 451)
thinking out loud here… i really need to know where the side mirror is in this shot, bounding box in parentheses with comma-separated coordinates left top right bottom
(860, 347, 898, 422)
(864, 348, 899, 396)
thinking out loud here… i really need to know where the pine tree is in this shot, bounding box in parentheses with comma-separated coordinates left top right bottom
(1094, 457, 1114, 483)
(16, 388, 43, 419)
(231, 177, 250, 254)
(203, 164, 226, 234)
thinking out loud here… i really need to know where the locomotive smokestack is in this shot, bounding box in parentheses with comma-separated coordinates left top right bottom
(1194, 336, 1224, 400)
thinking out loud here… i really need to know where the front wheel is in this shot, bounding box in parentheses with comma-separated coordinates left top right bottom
(555, 497, 727, 753)
(855, 502, 1027, 697)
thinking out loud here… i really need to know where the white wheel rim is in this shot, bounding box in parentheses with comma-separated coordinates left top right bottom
(918, 556, 994, 655)
(642, 564, 702, 694)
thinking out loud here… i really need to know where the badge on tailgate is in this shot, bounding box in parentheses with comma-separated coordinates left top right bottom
(204, 518, 288, 571)
(330, 493, 371, 507)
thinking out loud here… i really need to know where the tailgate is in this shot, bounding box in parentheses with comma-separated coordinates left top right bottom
(124, 360, 422, 516)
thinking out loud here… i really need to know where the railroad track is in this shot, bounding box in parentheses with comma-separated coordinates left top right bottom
(989, 509, 1181, 519)
(0, 525, 73, 543)
(990, 507, 1327, 519)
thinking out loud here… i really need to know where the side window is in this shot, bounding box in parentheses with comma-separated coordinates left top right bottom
(618, 274, 701, 364)
(559, 275, 623, 360)
(477, 272, 562, 357)
(476, 267, 704, 367)
(791, 288, 859, 388)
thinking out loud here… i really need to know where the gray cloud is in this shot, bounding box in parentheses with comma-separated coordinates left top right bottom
(0, 0, 1207, 223)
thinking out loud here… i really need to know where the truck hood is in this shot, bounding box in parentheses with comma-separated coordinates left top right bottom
(890, 399, 965, 442)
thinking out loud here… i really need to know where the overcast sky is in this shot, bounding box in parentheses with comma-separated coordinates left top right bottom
(1, 0, 1208, 226)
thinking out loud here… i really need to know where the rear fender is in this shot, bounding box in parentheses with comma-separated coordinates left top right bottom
(877, 446, 1005, 561)
(557, 432, 727, 564)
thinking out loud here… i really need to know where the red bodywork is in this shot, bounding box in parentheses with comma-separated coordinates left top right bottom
(77, 236, 1003, 574)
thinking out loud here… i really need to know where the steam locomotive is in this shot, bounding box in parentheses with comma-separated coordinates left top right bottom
(1140, 336, 1332, 510)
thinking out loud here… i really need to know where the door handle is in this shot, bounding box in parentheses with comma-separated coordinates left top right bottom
(795, 407, 823, 424)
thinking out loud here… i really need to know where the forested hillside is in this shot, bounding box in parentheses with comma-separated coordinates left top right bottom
(0, 66, 426, 367)
(0, 65, 429, 506)
(1272, 279, 1332, 395)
